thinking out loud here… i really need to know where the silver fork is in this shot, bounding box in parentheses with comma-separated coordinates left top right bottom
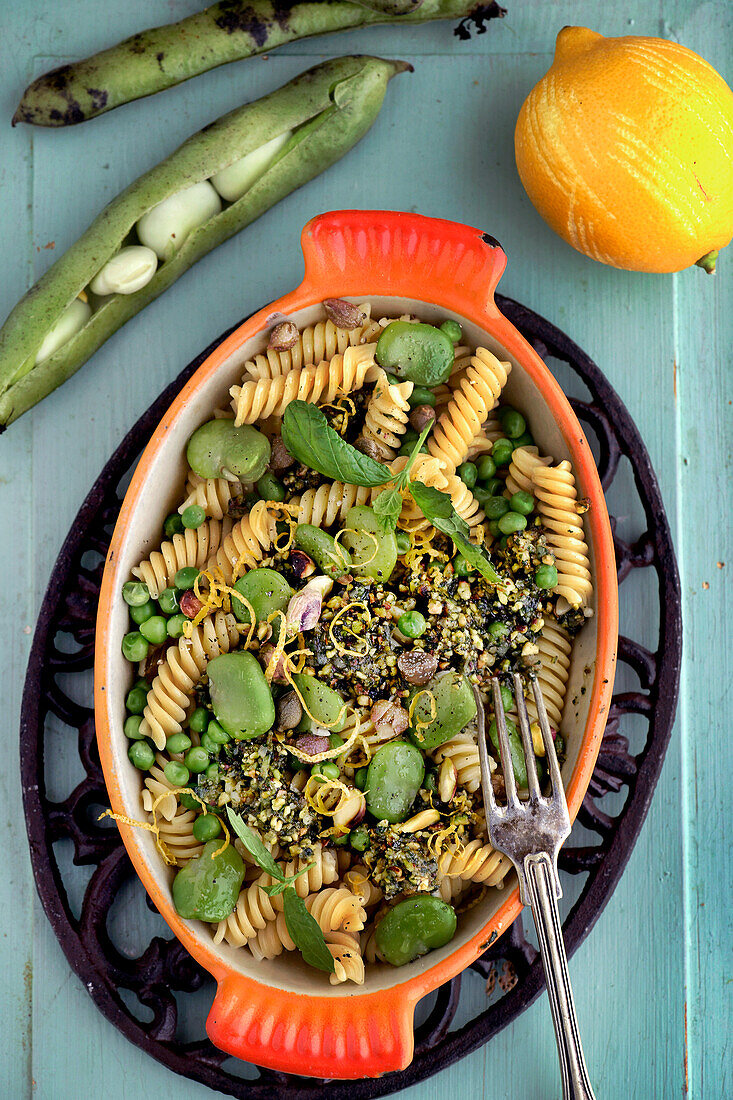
(475, 674, 597, 1100)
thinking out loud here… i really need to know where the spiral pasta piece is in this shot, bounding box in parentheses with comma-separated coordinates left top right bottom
(504, 445, 552, 496)
(438, 838, 513, 888)
(467, 419, 504, 458)
(436, 872, 470, 904)
(442, 472, 485, 529)
(361, 918, 387, 964)
(525, 618, 572, 729)
(214, 876, 280, 947)
(325, 931, 365, 985)
(131, 518, 233, 598)
(258, 845, 340, 900)
(428, 348, 511, 471)
(247, 912, 295, 961)
(205, 499, 278, 584)
(433, 732, 482, 793)
(305, 887, 367, 933)
(345, 866, 383, 909)
(157, 806, 204, 864)
(179, 471, 239, 521)
(360, 370, 414, 460)
(139, 610, 240, 748)
(243, 305, 374, 378)
(230, 345, 377, 425)
(141, 752, 179, 821)
(531, 461, 592, 609)
(289, 481, 371, 529)
(372, 453, 448, 534)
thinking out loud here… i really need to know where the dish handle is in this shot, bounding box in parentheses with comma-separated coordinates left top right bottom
(207, 973, 420, 1079)
(299, 209, 507, 322)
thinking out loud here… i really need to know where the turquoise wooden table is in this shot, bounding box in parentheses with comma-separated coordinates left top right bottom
(1, 2, 730, 1097)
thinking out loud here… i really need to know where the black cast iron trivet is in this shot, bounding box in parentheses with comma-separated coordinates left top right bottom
(19, 295, 682, 1099)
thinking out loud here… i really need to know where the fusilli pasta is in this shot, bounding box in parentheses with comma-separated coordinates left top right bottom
(289, 481, 371, 528)
(205, 499, 278, 584)
(242, 305, 374, 378)
(325, 930, 365, 985)
(132, 518, 233, 598)
(525, 617, 572, 729)
(157, 805, 204, 864)
(531, 461, 593, 610)
(433, 732, 482, 793)
(179, 470, 239, 521)
(360, 369, 414, 460)
(428, 348, 511, 470)
(437, 839, 513, 888)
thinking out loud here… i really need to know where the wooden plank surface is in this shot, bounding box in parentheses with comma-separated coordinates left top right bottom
(0, 1, 730, 1097)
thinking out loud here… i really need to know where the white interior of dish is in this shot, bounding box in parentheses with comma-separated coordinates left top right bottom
(102, 296, 599, 996)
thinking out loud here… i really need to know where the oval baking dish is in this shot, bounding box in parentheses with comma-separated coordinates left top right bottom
(95, 209, 617, 1080)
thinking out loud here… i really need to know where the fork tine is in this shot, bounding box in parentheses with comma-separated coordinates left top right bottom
(472, 685, 498, 822)
(530, 675, 565, 805)
(491, 678, 519, 806)
(513, 673, 541, 800)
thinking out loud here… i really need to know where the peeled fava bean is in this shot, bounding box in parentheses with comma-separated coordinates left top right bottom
(231, 567, 293, 625)
(375, 895, 457, 966)
(407, 671, 477, 752)
(292, 672, 347, 732)
(210, 130, 292, 201)
(35, 298, 91, 364)
(376, 320, 454, 387)
(341, 505, 398, 583)
(186, 418, 270, 481)
(207, 651, 275, 738)
(89, 245, 158, 296)
(137, 181, 222, 261)
(294, 523, 351, 581)
(172, 840, 245, 922)
(365, 740, 425, 823)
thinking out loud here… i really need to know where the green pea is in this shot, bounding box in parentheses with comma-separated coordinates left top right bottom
(499, 407, 526, 440)
(488, 520, 502, 537)
(457, 461, 477, 489)
(535, 564, 559, 589)
(205, 763, 219, 780)
(125, 685, 148, 715)
(184, 746, 210, 774)
(122, 581, 150, 607)
(486, 477, 504, 496)
(488, 717, 528, 788)
(181, 504, 206, 529)
(139, 614, 168, 644)
(408, 386, 437, 408)
(498, 536, 509, 549)
(313, 762, 340, 781)
(208, 651, 275, 737)
(134, 677, 150, 691)
(395, 531, 411, 554)
(294, 525, 351, 581)
(164, 761, 190, 787)
(292, 674, 346, 733)
(166, 732, 192, 754)
(383, 373, 401, 385)
(172, 840, 245, 923)
(166, 614, 186, 639)
(193, 814, 222, 842)
(483, 496, 510, 520)
(491, 438, 514, 467)
(124, 715, 144, 740)
(128, 740, 155, 770)
(401, 427, 420, 444)
(342, 505, 398, 583)
(510, 490, 535, 516)
(375, 321, 454, 387)
(255, 471, 286, 503)
(186, 419, 270, 482)
(499, 685, 514, 714)
(332, 832, 350, 847)
(207, 719, 231, 745)
(453, 556, 473, 577)
(129, 599, 156, 625)
(158, 586, 180, 615)
(398, 441, 429, 457)
(407, 671, 477, 752)
(397, 610, 427, 638)
(354, 766, 369, 791)
(232, 567, 293, 625)
(199, 731, 221, 756)
(512, 431, 534, 449)
(476, 455, 496, 481)
(498, 511, 528, 535)
(349, 825, 370, 852)
(121, 631, 148, 663)
(189, 707, 210, 734)
(375, 896, 457, 967)
(488, 621, 509, 640)
(365, 741, 425, 824)
(439, 319, 462, 344)
(329, 733, 345, 749)
(174, 566, 200, 590)
(163, 513, 184, 538)
(423, 770, 437, 793)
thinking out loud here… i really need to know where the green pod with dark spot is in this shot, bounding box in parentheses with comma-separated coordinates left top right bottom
(0, 56, 409, 429)
(13, 1, 496, 127)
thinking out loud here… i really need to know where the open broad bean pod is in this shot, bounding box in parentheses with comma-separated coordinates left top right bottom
(0, 55, 409, 429)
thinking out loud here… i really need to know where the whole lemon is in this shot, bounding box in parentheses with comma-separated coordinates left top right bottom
(514, 27, 733, 273)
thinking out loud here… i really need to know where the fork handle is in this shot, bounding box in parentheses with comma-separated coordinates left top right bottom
(525, 853, 597, 1100)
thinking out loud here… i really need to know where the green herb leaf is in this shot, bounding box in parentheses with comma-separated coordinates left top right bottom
(261, 863, 316, 897)
(394, 422, 433, 490)
(372, 487, 402, 535)
(409, 481, 501, 584)
(226, 808, 283, 880)
(282, 401, 391, 487)
(282, 886, 336, 973)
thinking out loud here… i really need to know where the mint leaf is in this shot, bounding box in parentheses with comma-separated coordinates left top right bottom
(373, 487, 402, 534)
(282, 401, 391, 487)
(283, 886, 336, 973)
(261, 863, 316, 897)
(226, 808, 284, 880)
(393, 421, 433, 491)
(409, 481, 501, 584)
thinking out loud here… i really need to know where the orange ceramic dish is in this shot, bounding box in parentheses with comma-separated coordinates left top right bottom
(95, 210, 617, 1080)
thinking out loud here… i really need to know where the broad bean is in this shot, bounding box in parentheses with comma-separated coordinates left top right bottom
(186, 418, 270, 482)
(294, 524, 351, 581)
(136, 182, 222, 261)
(365, 740, 425, 823)
(172, 839, 245, 922)
(35, 298, 91, 364)
(375, 895, 457, 966)
(207, 651, 275, 738)
(375, 321, 454, 387)
(89, 245, 158, 296)
(341, 505, 398, 582)
(292, 673, 347, 732)
(211, 130, 292, 201)
(231, 567, 293, 625)
(488, 716, 528, 788)
(407, 671, 476, 752)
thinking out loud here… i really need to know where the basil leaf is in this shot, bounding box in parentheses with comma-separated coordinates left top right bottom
(283, 886, 336, 973)
(226, 808, 283, 880)
(282, 401, 391, 487)
(373, 487, 402, 535)
(409, 481, 501, 584)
